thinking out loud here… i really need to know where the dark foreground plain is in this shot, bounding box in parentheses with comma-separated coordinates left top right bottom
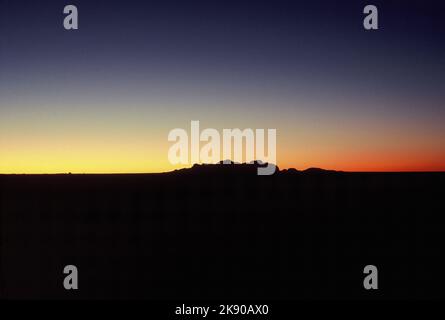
(1, 164, 444, 299)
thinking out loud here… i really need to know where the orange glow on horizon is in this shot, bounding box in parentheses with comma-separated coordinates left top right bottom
(1, 119, 444, 173)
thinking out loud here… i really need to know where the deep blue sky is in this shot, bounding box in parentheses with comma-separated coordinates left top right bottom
(1, 0, 444, 172)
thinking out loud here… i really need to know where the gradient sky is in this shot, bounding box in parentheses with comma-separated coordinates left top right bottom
(1, 0, 444, 173)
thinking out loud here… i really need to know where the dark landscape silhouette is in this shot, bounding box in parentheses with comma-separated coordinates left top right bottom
(0, 162, 444, 299)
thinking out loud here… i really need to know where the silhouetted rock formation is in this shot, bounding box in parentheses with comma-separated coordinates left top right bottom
(279, 168, 300, 174)
(302, 167, 340, 174)
(171, 162, 342, 176)
(174, 160, 279, 175)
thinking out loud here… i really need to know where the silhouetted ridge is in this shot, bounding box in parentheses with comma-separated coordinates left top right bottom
(302, 167, 340, 174)
(173, 160, 279, 175)
(170, 161, 342, 176)
(279, 168, 300, 174)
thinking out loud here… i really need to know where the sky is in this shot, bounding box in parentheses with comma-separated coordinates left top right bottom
(1, 0, 444, 173)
